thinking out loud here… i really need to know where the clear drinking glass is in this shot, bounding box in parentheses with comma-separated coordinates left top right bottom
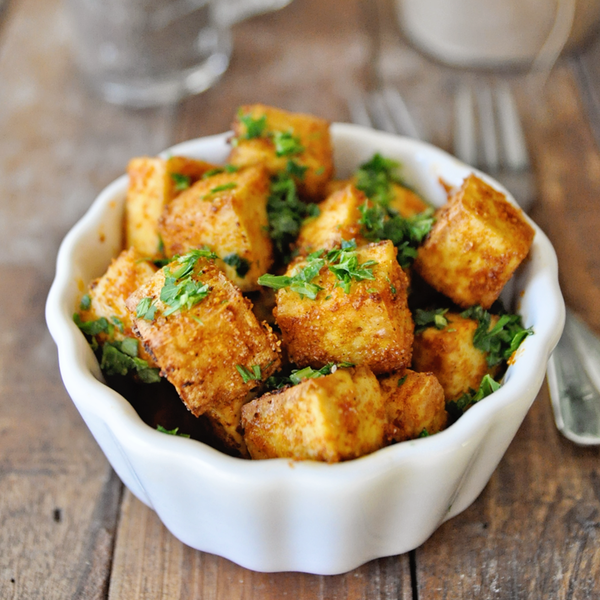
(67, 0, 292, 107)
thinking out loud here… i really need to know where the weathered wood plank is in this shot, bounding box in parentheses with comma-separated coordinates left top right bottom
(0, 0, 175, 597)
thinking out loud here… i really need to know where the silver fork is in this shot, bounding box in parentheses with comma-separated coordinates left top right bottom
(453, 79, 535, 212)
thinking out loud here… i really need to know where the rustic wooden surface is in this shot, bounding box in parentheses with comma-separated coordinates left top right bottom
(1, 0, 599, 598)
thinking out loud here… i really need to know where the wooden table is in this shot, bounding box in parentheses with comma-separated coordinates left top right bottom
(1, 0, 599, 597)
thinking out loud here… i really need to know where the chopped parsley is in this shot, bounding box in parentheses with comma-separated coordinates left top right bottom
(236, 364, 262, 383)
(359, 204, 435, 268)
(460, 305, 533, 367)
(101, 338, 161, 383)
(418, 429, 430, 438)
(136, 297, 157, 321)
(157, 425, 190, 438)
(238, 111, 267, 139)
(264, 362, 355, 390)
(272, 130, 305, 157)
(210, 182, 237, 194)
(355, 153, 404, 206)
(223, 253, 251, 278)
(73, 313, 160, 383)
(266, 172, 320, 260)
(397, 375, 407, 387)
(414, 308, 450, 334)
(258, 239, 377, 298)
(286, 159, 308, 179)
(171, 172, 191, 191)
(202, 165, 239, 178)
(446, 374, 501, 421)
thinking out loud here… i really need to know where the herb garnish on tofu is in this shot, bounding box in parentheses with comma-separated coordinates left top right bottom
(446, 374, 501, 420)
(355, 153, 404, 206)
(258, 239, 377, 298)
(414, 308, 450, 333)
(272, 130, 305, 157)
(171, 172, 191, 191)
(136, 249, 217, 319)
(238, 111, 267, 139)
(461, 305, 533, 367)
(236, 364, 263, 383)
(266, 172, 320, 258)
(264, 362, 356, 390)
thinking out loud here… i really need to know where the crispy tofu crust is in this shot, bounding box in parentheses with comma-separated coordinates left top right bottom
(274, 240, 414, 374)
(296, 184, 369, 254)
(125, 156, 219, 257)
(228, 104, 334, 200)
(411, 312, 500, 401)
(125, 260, 281, 416)
(158, 165, 273, 292)
(80, 247, 158, 366)
(241, 366, 387, 462)
(380, 369, 448, 442)
(414, 174, 535, 309)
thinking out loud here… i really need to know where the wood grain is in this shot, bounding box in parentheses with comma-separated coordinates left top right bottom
(2, 0, 600, 597)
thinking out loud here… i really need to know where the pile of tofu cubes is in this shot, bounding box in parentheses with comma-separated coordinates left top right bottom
(77, 104, 535, 462)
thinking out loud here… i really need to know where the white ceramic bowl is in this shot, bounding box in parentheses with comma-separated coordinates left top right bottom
(46, 124, 565, 575)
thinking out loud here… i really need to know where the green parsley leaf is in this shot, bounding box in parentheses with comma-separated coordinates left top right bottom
(223, 253, 251, 278)
(397, 375, 407, 387)
(136, 297, 157, 321)
(236, 364, 262, 383)
(418, 429, 430, 438)
(73, 313, 112, 336)
(460, 305, 533, 367)
(272, 130, 304, 157)
(286, 159, 308, 179)
(210, 182, 237, 194)
(111, 316, 125, 333)
(355, 153, 402, 206)
(171, 172, 191, 191)
(414, 308, 450, 334)
(239, 111, 268, 139)
(157, 425, 190, 438)
(266, 172, 320, 259)
(264, 362, 356, 391)
(325, 239, 377, 294)
(258, 253, 325, 300)
(446, 374, 501, 421)
(79, 294, 91, 311)
(100, 339, 161, 383)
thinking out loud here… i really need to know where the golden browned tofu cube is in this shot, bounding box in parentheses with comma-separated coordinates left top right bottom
(228, 104, 333, 200)
(125, 156, 219, 257)
(412, 312, 500, 401)
(241, 366, 386, 462)
(205, 393, 254, 458)
(158, 166, 273, 292)
(296, 184, 369, 254)
(274, 240, 413, 374)
(380, 369, 448, 442)
(78, 247, 158, 366)
(389, 183, 430, 217)
(125, 257, 281, 416)
(414, 174, 535, 309)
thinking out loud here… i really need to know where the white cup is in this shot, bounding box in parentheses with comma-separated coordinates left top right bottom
(396, 0, 600, 70)
(67, 0, 293, 107)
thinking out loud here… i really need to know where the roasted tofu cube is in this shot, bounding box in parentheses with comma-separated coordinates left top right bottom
(411, 312, 500, 401)
(78, 247, 158, 366)
(125, 255, 281, 416)
(241, 366, 387, 462)
(380, 369, 448, 442)
(125, 156, 219, 257)
(414, 174, 535, 309)
(205, 393, 254, 458)
(228, 104, 333, 200)
(296, 184, 369, 254)
(274, 240, 413, 374)
(158, 165, 273, 292)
